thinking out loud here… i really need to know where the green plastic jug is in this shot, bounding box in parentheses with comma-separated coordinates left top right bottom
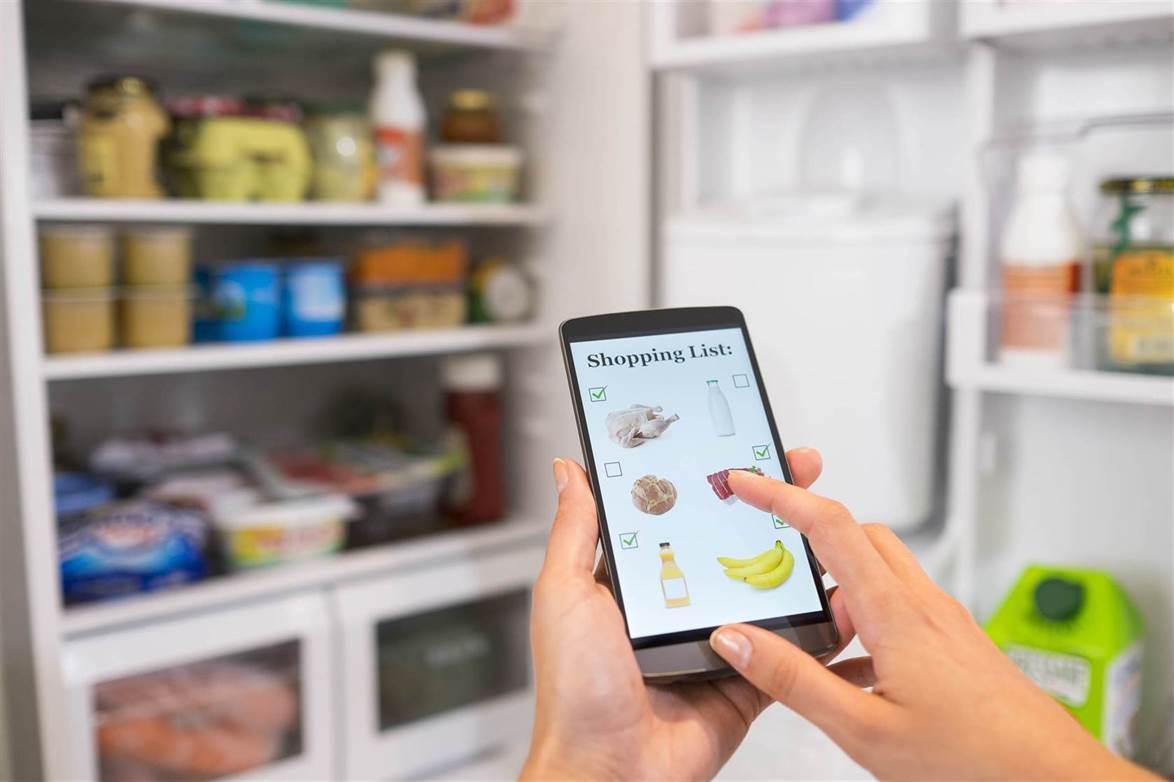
(985, 564, 1144, 758)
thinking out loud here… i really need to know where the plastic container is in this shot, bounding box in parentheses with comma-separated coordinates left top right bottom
(353, 284, 466, 331)
(214, 493, 354, 570)
(210, 263, 281, 341)
(663, 199, 953, 531)
(39, 224, 115, 288)
(42, 288, 117, 354)
(58, 500, 209, 604)
(429, 144, 522, 203)
(121, 286, 194, 349)
(122, 226, 193, 286)
(986, 565, 1144, 757)
(284, 261, 345, 338)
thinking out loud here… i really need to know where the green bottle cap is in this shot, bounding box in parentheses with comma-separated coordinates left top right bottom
(1033, 577, 1085, 621)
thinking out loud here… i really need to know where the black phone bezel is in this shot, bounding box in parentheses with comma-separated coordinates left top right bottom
(559, 306, 837, 653)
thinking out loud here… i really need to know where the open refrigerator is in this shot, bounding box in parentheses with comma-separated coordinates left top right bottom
(0, 1, 1171, 780)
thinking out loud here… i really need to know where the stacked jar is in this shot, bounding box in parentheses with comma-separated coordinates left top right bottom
(120, 227, 195, 349)
(39, 224, 194, 354)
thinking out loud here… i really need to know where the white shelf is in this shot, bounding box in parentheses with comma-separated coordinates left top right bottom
(649, 1, 953, 74)
(34, 199, 548, 227)
(42, 324, 549, 380)
(77, 0, 545, 51)
(947, 290, 1174, 407)
(961, 0, 1174, 48)
(62, 516, 549, 637)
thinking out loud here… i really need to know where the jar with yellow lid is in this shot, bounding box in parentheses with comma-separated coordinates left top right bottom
(1092, 176, 1174, 374)
(440, 90, 501, 145)
(78, 75, 169, 199)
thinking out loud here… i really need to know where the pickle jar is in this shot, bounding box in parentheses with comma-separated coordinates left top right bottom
(1093, 177, 1174, 374)
(78, 76, 169, 199)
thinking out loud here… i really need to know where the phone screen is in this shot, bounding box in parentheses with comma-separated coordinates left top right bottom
(567, 326, 828, 644)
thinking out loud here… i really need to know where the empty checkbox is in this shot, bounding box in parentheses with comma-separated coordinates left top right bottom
(732, 373, 750, 388)
(604, 461, 623, 478)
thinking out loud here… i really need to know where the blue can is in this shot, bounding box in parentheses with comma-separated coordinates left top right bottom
(211, 262, 281, 342)
(837, 0, 874, 20)
(284, 260, 345, 338)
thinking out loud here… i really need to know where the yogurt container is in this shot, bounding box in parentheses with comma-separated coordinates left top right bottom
(214, 492, 354, 570)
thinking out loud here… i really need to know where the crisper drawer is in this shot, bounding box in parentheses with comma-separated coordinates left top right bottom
(62, 593, 334, 782)
(336, 543, 544, 780)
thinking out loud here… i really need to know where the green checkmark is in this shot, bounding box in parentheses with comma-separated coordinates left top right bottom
(772, 515, 788, 529)
(589, 386, 607, 402)
(753, 444, 771, 460)
(619, 532, 638, 549)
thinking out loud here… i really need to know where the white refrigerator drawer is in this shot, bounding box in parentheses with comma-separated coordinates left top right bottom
(335, 543, 543, 780)
(61, 593, 335, 782)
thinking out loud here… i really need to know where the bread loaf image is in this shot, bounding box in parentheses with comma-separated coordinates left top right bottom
(631, 475, 677, 515)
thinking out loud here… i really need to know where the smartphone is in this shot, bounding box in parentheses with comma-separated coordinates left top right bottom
(559, 306, 839, 681)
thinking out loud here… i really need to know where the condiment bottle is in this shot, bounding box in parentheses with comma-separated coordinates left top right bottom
(443, 354, 504, 525)
(78, 76, 169, 198)
(999, 149, 1083, 366)
(369, 51, 426, 205)
(659, 542, 690, 608)
(440, 90, 501, 144)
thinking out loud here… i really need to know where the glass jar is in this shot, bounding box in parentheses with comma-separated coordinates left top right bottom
(440, 90, 501, 144)
(1093, 177, 1174, 374)
(78, 76, 169, 198)
(304, 111, 376, 201)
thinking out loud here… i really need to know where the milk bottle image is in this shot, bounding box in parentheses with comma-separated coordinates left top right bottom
(707, 379, 735, 436)
(659, 542, 690, 608)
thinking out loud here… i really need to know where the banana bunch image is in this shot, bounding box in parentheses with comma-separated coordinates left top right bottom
(718, 540, 795, 589)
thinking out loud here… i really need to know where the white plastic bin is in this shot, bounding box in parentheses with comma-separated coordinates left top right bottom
(662, 198, 954, 530)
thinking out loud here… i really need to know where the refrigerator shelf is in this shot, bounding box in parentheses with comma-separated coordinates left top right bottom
(41, 324, 550, 381)
(34, 198, 549, 227)
(61, 516, 549, 638)
(649, 0, 954, 74)
(70, 0, 548, 52)
(947, 289, 1174, 406)
(961, 0, 1174, 49)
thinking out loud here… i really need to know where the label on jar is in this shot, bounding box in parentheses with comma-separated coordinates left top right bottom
(1109, 248, 1174, 365)
(1000, 262, 1080, 353)
(374, 126, 423, 186)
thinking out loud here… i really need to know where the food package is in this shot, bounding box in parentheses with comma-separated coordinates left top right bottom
(58, 500, 209, 604)
(168, 117, 311, 202)
(95, 655, 299, 780)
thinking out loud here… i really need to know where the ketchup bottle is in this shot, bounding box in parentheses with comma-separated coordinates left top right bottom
(442, 354, 504, 524)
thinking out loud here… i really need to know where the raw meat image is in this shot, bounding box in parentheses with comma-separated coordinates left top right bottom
(707, 466, 763, 502)
(631, 475, 678, 515)
(605, 404, 680, 448)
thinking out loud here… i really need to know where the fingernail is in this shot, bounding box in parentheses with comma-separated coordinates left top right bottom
(552, 458, 569, 493)
(710, 628, 752, 668)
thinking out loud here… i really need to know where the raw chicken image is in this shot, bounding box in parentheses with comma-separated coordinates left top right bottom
(631, 475, 678, 515)
(707, 466, 763, 502)
(605, 404, 680, 448)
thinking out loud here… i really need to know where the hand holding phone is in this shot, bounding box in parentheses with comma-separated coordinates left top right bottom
(559, 307, 838, 680)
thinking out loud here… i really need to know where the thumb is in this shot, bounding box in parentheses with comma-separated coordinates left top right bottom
(542, 458, 600, 574)
(710, 623, 888, 745)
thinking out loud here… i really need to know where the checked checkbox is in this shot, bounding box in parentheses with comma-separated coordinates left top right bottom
(772, 515, 789, 529)
(752, 444, 771, 461)
(619, 532, 639, 550)
(732, 373, 750, 388)
(588, 386, 607, 402)
(604, 461, 623, 478)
